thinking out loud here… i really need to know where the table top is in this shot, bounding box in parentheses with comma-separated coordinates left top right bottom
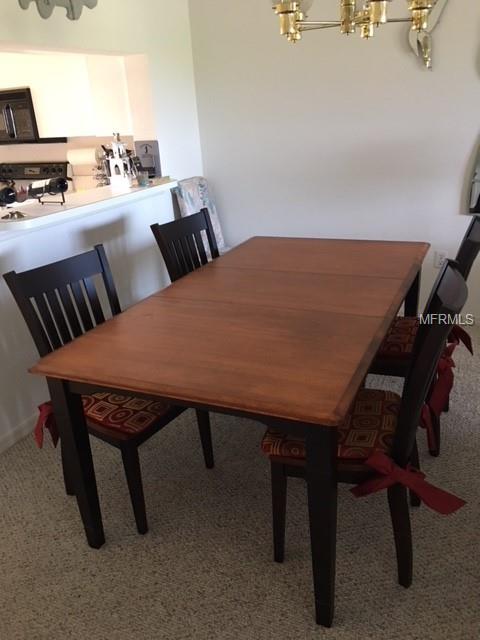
(30, 237, 429, 426)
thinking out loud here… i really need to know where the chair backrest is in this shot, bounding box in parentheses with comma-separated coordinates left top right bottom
(151, 208, 220, 282)
(455, 215, 480, 280)
(392, 260, 468, 466)
(3, 244, 121, 358)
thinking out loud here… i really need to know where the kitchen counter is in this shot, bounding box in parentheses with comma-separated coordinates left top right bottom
(0, 177, 177, 241)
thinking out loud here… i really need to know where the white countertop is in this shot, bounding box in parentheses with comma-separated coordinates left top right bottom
(0, 177, 177, 242)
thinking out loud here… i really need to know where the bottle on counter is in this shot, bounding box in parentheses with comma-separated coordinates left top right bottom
(0, 186, 17, 207)
(28, 178, 69, 199)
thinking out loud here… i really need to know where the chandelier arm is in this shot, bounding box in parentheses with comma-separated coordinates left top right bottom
(298, 23, 341, 31)
(297, 21, 342, 26)
(385, 18, 415, 24)
(297, 19, 413, 31)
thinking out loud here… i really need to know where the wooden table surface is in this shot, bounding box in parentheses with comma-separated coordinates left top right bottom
(31, 237, 429, 427)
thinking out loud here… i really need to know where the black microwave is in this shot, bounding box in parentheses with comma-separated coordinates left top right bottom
(0, 88, 39, 144)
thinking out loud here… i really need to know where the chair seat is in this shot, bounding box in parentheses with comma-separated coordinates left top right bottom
(82, 392, 172, 436)
(376, 317, 419, 360)
(261, 389, 400, 463)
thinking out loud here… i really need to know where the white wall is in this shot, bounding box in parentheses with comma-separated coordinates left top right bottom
(0, 0, 203, 178)
(85, 54, 133, 136)
(0, 0, 202, 451)
(189, 0, 480, 314)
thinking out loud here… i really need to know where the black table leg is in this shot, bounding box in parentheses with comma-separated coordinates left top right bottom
(305, 426, 338, 627)
(404, 271, 421, 317)
(49, 379, 105, 549)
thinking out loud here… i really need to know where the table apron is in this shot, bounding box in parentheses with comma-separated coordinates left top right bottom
(67, 379, 336, 437)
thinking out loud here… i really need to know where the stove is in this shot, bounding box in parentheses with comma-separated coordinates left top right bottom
(0, 161, 68, 185)
(0, 162, 70, 221)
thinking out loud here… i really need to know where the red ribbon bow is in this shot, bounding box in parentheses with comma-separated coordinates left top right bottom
(34, 401, 59, 449)
(351, 451, 465, 515)
(420, 344, 456, 450)
(448, 325, 473, 355)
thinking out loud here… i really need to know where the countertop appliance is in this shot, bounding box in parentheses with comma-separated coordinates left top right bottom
(0, 161, 69, 220)
(0, 88, 38, 144)
(0, 161, 68, 184)
(0, 87, 66, 145)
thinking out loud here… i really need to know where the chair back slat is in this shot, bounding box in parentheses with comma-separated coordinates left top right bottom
(70, 281, 95, 332)
(194, 231, 208, 264)
(3, 245, 120, 358)
(57, 285, 84, 338)
(83, 277, 106, 325)
(178, 236, 197, 273)
(172, 238, 190, 277)
(45, 289, 73, 345)
(151, 209, 220, 282)
(33, 294, 63, 351)
(185, 234, 202, 270)
(455, 215, 480, 280)
(392, 261, 468, 466)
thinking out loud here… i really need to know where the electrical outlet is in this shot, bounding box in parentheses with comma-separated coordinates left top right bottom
(433, 251, 447, 269)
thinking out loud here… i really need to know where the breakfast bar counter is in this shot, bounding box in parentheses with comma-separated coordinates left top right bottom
(0, 178, 177, 240)
(0, 177, 177, 453)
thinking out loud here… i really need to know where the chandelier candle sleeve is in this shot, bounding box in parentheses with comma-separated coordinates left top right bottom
(370, 1, 389, 25)
(340, 0, 356, 34)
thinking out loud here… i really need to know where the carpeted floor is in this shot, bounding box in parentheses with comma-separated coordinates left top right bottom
(1, 330, 479, 640)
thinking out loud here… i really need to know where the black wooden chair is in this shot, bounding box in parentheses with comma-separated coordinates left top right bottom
(261, 260, 467, 589)
(370, 216, 480, 455)
(151, 208, 220, 282)
(3, 245, 214, 535)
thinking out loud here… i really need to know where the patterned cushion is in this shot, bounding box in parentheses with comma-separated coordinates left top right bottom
(82, 393, 171, 436)
(172, 177, 227, 252)
(261, 389, 400, 463)
(376, 316, 419, 359)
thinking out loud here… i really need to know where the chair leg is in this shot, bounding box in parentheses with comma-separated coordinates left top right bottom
(387, 484, 413, 588)
(409, 440, 421, 508)
(271, 462, 287, 563)
(429, 413, 441, 458)
(195, 410, 214, 469)
(121, 445, 148, 535)
(61, 438, 76, 496)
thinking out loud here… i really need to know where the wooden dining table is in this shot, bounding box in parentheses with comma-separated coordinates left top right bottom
(30, 236, 429, 627)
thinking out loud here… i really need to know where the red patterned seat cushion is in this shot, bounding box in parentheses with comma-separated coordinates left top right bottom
(261, 389, 400, 463)
(82, 393, 171, 436)
(376, 316, 419, 359)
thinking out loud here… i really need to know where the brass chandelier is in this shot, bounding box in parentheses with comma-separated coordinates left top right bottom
(270, 1, 446, 67)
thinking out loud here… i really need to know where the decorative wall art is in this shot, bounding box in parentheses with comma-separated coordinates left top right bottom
(18, 0, 98, 21)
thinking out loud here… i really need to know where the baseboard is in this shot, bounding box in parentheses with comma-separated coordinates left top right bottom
(0, 413, 36, 455)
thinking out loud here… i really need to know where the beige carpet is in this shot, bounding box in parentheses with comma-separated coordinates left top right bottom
(1, 330, 479, 640)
